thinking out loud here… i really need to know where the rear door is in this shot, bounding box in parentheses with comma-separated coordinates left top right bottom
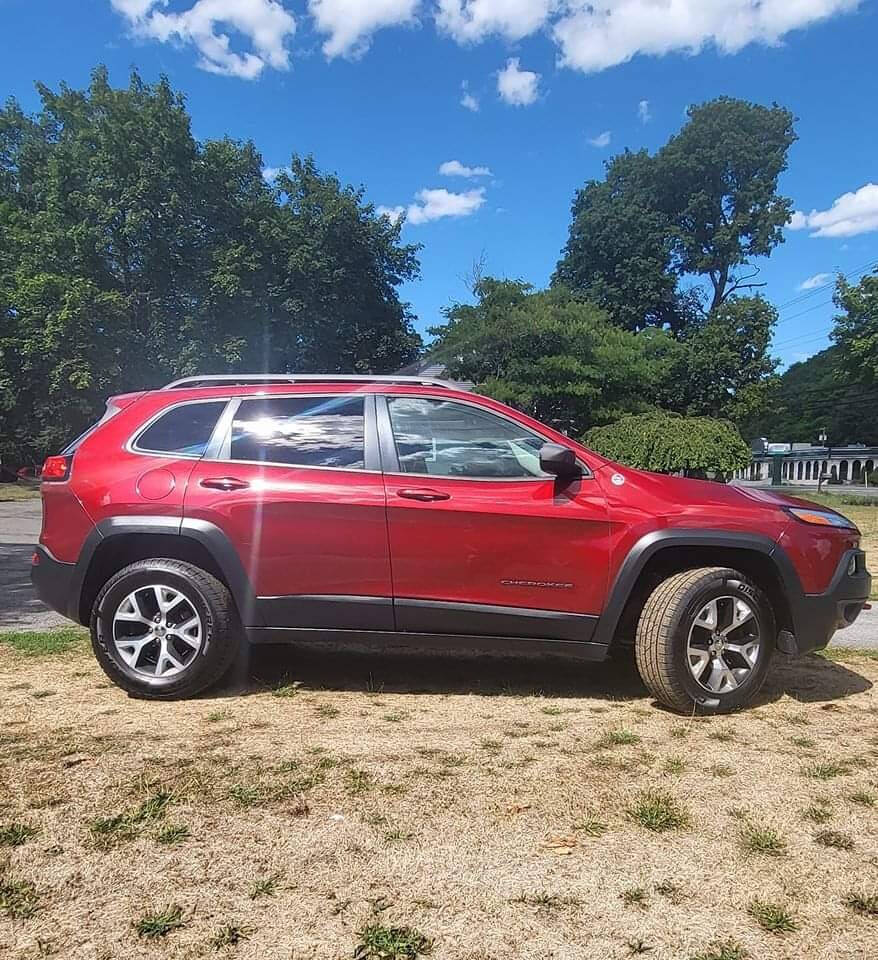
(184, 392, 393, 630)
(378, 395, 610, 641)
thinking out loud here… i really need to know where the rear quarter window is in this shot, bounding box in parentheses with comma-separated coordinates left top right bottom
(133, 401, 226, 457)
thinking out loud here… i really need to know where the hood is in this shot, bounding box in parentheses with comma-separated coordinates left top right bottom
(595, 461, 813, 517)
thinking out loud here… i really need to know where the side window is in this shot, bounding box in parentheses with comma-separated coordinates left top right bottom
(134, 401, 226, 457)
(387, 397, 548, 479)
(229, 396, 365, 469)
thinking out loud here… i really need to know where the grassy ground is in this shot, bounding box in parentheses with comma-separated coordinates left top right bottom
(0, 483, 40, 502)
(2, 632, 878, 959)
(786, 492, 878, 599)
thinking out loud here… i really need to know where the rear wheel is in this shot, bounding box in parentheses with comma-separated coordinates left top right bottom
(90, 558, 241, 699)
(634, 567, 774, 714)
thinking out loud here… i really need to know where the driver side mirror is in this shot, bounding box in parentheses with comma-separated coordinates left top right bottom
(539, 442, 581, 479)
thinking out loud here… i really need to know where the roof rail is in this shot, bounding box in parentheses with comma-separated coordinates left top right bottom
(162, 373, 466, 391)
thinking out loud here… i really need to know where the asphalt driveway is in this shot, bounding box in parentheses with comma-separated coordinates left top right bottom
(1, 497, 875, 647)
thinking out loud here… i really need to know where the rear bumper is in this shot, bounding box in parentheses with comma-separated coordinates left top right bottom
(31, 545, 79, 623)
(787, 548, 871, 654)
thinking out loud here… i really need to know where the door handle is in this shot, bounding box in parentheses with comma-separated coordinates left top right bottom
(200, 476, 249, 491)
(397, 487, 450, 502)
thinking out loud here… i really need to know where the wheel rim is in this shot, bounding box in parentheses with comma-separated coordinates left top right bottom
(686, 595, 760, 694)
(111, 584, 203, 679)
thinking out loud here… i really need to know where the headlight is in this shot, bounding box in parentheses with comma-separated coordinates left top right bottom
(787, 507, 856, 529)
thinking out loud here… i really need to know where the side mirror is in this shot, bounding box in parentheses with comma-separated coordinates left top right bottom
(539, 442, 581, 479)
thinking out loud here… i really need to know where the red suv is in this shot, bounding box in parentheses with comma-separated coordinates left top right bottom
(32, 374, 871, 713)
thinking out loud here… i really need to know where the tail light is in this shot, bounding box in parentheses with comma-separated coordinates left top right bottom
(41, 455, 72, 482)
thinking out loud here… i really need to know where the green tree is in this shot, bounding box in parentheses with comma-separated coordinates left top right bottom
(741, 345, 878, 446)
(554, 97, 796, 323)
(652, 296, 780, 423)
(431, 279, 655, 433)
(660, 98, 796, 312)
(0, 67, 421, 464)
(832, 267, 878, 384)
(552, 150, 694, 334)
(585, 412, 751, 479)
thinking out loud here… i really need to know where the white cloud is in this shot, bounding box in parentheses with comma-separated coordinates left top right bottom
(460, 81, 479, 112)
(436, 0, 556, 42)
(638, 98, 651, 123)
(378, 187, 486, 226)
(797, 272, 832, 291)
(496, 57, 540, 106)
(552, 0, 860, 74)
(588, 130, 611, 147)
(788, 183, 878, 238)
(308, 0, 419, 59)
(110, 0, 296, 79)
(439, 159, 492, 178)
(262, 165, 290, 181)
(376, 204, 406, 223)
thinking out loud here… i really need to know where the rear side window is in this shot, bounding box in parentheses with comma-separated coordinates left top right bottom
(134, 401, 226, 457)
(229, 396, 365, 469)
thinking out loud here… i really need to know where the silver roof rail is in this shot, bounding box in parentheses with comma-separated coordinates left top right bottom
(162, 373, 466, 390)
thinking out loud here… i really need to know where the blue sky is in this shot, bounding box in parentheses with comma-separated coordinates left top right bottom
(2, 1, 877, 369)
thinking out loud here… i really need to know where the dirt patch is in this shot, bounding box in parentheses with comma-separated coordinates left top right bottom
(2, 641, 878, 959)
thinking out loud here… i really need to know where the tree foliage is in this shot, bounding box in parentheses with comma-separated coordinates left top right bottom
(741, 345, 878, 446)
(649, 296, 780, 423)
(430, 280, 655, 432)
(554, 97, 796, 325)
(585, 412, 751, 478)
(0, 67, 421, 463)
(832, 267, 878, 385)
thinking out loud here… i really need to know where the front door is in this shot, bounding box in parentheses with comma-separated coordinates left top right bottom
(184, 392, 393, 630)
(378, 395, 609, 642)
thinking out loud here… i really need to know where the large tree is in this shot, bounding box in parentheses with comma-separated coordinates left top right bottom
(554, 97, 796, 325)
(430, 279, 656, 433)
(0, 67, 421, 464)
(832, 267, 878, 385)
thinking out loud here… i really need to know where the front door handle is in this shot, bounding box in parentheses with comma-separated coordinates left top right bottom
(200, 476, 249, 491)
(397, 487, 451, 502)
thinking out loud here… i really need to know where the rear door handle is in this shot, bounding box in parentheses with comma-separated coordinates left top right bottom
(200, 477, 249, 491)
(397, 488, 451, 502)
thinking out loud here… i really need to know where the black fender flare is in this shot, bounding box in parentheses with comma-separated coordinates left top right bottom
(591, 528, 804, 648)
(72, 516, 261, 626)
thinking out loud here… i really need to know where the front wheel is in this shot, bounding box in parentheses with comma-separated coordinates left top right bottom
(90, 558, 241, 700)
(635, 567, 774, 714)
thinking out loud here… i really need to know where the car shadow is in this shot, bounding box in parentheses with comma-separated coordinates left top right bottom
(212, 640, 873, 707)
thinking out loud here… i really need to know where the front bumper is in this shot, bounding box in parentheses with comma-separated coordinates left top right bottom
(787, 548, 871, 654)
(31, 545, 79, 623)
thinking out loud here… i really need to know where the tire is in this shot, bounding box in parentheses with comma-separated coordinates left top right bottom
(634, 566, 774, 715)
(90, 558, 241, 700)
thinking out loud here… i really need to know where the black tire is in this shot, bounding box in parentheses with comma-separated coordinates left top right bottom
(634, 566, 774, 715)
(90, 558, 241, 700)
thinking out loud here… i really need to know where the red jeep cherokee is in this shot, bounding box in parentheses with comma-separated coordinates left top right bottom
(32, 374, 871, 713)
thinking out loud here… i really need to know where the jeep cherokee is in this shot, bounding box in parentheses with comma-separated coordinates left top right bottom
(31, 374, 871, 713)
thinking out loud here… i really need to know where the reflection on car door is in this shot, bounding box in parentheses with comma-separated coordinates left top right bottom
(378, 395, 610, 641)
(184, 393, 393, 631)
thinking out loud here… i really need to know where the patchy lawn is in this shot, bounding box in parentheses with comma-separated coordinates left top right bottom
(1, 635, 878, 959)
(0, 483, 40, 502)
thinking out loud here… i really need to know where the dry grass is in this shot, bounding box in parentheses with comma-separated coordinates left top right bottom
(0, 482, 40, 502)
(1, 636, 878, 959)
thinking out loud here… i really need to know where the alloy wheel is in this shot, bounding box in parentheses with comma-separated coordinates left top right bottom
(111, 584, 203, 678)
(686, 595, 760, 694)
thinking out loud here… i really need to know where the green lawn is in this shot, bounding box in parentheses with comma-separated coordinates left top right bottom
(0, 482, 40, 501)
